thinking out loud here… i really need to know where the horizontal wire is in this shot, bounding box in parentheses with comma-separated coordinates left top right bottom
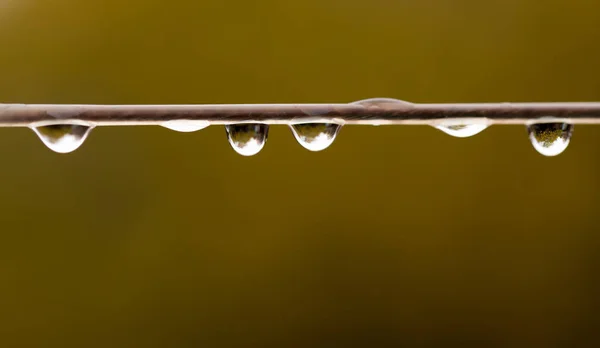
(1, 100, 600, 127)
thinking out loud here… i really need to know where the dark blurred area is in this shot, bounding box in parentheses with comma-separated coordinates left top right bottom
(1, 0, 599, 346)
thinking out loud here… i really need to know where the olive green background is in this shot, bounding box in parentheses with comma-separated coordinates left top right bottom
(1, 0, 599, 346)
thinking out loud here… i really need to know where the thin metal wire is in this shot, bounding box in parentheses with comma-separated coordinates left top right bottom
(1, 100, 600, 127)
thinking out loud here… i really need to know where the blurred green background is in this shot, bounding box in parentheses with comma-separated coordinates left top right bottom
(1, 0, 599, 346)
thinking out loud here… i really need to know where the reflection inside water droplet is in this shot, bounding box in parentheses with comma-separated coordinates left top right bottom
(527, 123, 573, 157)
(161, 120, 210, 132)
(290, 123, 341, 152)
(436, 124, 488, 138)
(32, 124, 93, 153)
(225, 124, 269, 156)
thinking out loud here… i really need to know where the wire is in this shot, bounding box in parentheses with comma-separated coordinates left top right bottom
(1, 99, 600, 127)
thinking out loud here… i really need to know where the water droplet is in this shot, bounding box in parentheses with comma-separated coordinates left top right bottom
(225, 124, 269, 156)
(351, 98, 413, 107)
(527, 123, 573, 157)
(436, 124, 488, 138)
(161, 120, 210, 132)
(350, 98, 413, 125)
(32, 124, 93, 153)
(290, 123, 341, 152)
